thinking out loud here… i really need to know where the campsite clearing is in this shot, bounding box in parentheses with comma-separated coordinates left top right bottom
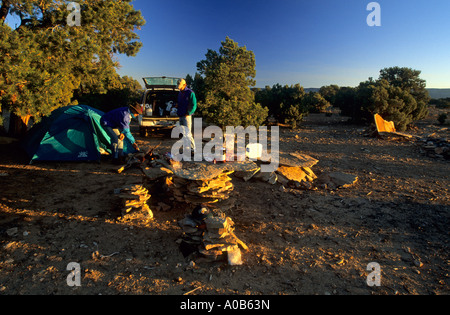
(0, 108, 449, 295)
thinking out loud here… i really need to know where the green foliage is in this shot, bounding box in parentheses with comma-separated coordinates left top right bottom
(75, 75, 143, 113)
(330, 67, 430, 131)
(430, 98, 450, 109)
(255, 83, 308, 127)
(185, 73, 206, 103)
(319, 85, 340, 105)
(196, 37, 268, 128)
(0, 0, 145, 123)
(199, 96, 268, 128)
(437, 113, 447, 125)
(333, 86, 357, 118)
(355, 79, 419, 131)
(302, 91, 331, 114)
(379, 67, 429, 122)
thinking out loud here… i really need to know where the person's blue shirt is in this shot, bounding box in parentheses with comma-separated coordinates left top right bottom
(101, 107, 135, 144)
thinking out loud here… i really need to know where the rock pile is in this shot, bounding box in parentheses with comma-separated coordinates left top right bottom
(115, 184, 153, 222)
(275, 152, 320, 189)
(276, 165, 318, 190)
(168, 162, 236, 207)
(178, 207, 248, 265)
(417, 136, 450, 160)
(233, 151, 359, 190)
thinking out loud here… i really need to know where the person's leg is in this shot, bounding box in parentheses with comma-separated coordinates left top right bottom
(103, 126, 119, 159)
(179, 116, 196, 152)
(116, 129, 124, 159)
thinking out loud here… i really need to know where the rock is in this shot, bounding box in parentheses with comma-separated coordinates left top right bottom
(277, 166, 308, 182)
(227, 246, 243, 266)
(157, 202, 171, 212)
(116, 184, 153, 222)
(316, 172, 358, 189)
(276, 173, 290, 186)
(178, 207, 248, 264)
(328, 172, 358, 188)
(417, 135, 450, 159)
(414, 260, 424, 268)
(295, 180, 313, 190)
(6, 227, 18, 236)
(279, 152, 319, 168)
(254, 171, 278, 185)
(142, 166, 173, 181)
(170, 169, 234, 206)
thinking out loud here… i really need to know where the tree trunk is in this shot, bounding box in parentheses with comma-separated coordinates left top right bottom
(0, 0, 11, 25)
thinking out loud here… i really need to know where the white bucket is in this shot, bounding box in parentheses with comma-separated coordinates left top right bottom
(246, 143, 263, 159)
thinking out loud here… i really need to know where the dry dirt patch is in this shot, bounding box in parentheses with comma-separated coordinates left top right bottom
(0, 112, 448, 295)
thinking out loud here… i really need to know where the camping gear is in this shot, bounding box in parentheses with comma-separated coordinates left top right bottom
(145, 105, 153, 116)
(246, 143, 263, 159)
(21, 105, 136, 163)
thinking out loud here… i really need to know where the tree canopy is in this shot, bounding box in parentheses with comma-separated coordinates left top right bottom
(255, 84, 307, 128)
(196, 37, 268, 128)
(0, 0, 145, 122)
(327, 67, 430, 131)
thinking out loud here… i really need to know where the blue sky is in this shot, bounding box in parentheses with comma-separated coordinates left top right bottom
(116, 0, 450, 89)
(6, 0, 448, 89)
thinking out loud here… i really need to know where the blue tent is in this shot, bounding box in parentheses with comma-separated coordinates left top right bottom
(22, 105, 136, 163)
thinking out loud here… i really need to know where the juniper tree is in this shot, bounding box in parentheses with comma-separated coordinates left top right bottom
(333, 67, 430, 131)
(196, 37, 268, 128)
(255, 83, 308, 127)
(353, 67, 430, 131)
(0, 0, 145, 121)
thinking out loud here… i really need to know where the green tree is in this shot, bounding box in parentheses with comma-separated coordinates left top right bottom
(334, 67, 429, 130)
(356, 79, 420, 131)
(0, 0, 145, 123)
(255, 83, 308, 127)
(334, 86, 357, 118)
(302, 91, 330, 113)
(75, 75, 144, 113)
(379, 67, 430, 121)
(319, 84, 340, 105)
(196, 37, 268, 128)
(185, 72, 206, 104)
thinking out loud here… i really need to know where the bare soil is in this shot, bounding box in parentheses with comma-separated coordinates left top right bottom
(0, 108, 449, 295)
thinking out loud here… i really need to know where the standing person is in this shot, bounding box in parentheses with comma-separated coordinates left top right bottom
(100, 105, 142, 163)
(177, 78, 197, 154)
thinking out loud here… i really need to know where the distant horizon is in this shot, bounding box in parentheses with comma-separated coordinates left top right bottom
(7, 1, 447, 91)
(114, 0, 450, 92)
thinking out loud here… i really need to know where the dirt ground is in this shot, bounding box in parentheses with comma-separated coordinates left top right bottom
(0, 107, 449, 296)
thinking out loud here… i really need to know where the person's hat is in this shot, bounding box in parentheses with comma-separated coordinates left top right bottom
(129, 104, 143, 115)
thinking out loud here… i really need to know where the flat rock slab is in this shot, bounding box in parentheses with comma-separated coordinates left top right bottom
(277, 166, 309, 183)
(279, 152, 319, 168)
(173, 160, 259, 181)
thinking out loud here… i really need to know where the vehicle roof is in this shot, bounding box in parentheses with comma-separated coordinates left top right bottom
(143, 77, 180, 90)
